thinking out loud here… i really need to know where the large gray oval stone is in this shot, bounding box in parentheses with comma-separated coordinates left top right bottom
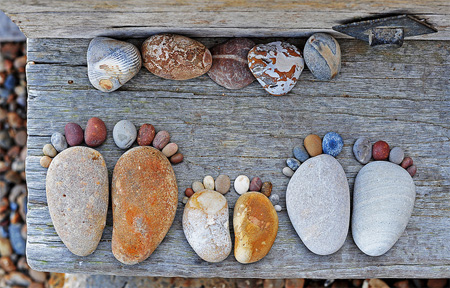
(286, 154, 350, 255)
(46, 147, 108, 256)
(352, 161, 416, 256)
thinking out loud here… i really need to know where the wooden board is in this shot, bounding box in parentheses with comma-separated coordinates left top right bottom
(25, 37, 450, 278)
(1, 0, 449, 40)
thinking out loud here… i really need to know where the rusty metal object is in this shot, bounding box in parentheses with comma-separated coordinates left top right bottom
(333, 15, 437, 47)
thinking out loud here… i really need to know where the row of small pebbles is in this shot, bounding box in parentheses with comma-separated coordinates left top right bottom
(113, 120, 183, 164)
(88, 33, 341, 96)
(283, 132, 344, 177)
(353, 137, 417, 177)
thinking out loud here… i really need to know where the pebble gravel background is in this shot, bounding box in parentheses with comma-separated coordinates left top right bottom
(0, 12, 448, 288)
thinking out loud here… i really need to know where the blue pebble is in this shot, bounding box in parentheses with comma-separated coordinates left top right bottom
(286, 158, 301, 171)
(293, 146, 309, 162)
(4, 74, 16, 91)
(9, 202, 18, 211)
(322, 132, 344, 157)
(9, 223, 26, 255)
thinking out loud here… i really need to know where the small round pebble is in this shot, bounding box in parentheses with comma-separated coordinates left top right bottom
(274, 205, 282, 212)
(51, 132, 68, 152)
(304, 134, 322, 157)
(389, 147, 404, 165)
(137, 124, 155, 146)
(401, 157, 413, 169)
(192, 181, 205, 193)
(170, 152, 183, 164)
(153, 130, 170, 150)
(113, 120, 137, 149)
(407, 165, 417, 177)
(40, 156, 52, 168)
(84, 117, 107, 147)
(185, 188, 194, 197)
(286, 158, 300, 171)
(162, 143, 178, 158)
(203, 175, 215, 190)
(261, 181, 273, 197)
(64, 123, 84, 146)
(293, 145, 309, 162)
(372, 140, 390, 160)
(322, 132, 343, 157)
(234, 175, 250, 195)
(215, 174, 231, 194)
(42, 144, 57, 157)
(249, 177, 262, 192)
(353, 137, 372, 164)
(182, 196, 189, 204)
(283, 166, 294, 177)
(269, 194, 280, 205)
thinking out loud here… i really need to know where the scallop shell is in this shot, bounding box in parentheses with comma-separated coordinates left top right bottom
(352, 161, 416, 256)
(87, 37, 141, 92)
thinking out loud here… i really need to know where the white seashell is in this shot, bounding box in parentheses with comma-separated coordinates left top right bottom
(352, 161, 416, 256)
(87, 37, 141, 92)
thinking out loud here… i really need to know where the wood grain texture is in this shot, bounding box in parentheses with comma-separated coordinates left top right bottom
(25, 37, 449, 278)
(1, 0, 449, 40)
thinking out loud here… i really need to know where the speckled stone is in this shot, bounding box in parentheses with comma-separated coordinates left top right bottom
(283, 167, 294, 177)
(286, 158, 300, 171)
(46, 147, 108, 256)
(152, 131, 170, 150)
(192, 181, 205, 193)
(293, 145, 309, 162)
(353, 137, 372, 164)
(373, 141, 390, 161)
(286, 154, 350, 255)
(51, 132, 67, 152)
(42, 144, 56, 157)
(304, 134, 322, 157)
(304, 33, 341, 80)
(207, 38, 255, 89)
(183, 189, 231, 262)
(64, 123, 84, 146)
(113, 120, 137, 149)
(269, 194, 280, 205)
(234, 192, 278, 263)
(215, 174, 231, 194)
(84, 117, 107, 147)
(137, 124, 155, 146)
(352, 161, 416, 256)
(248, 41, 304, 96)
(162, 143, 178, 158)
(261, 181, 273, 197)
(112, 146, 178, 264)
(40, 156, 52, 168)
(322, 132, 343, 157)
(203, 175, 215, 190)
(389, 147, 404, 165)
(234, 175, 250, 195)
(249, 177, 262, 192)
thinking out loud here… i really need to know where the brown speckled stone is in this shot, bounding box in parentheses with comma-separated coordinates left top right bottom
(84, 117, 107, 147)
(112, 146, 178, 265)
(304, 134, 322, 157)
(152, 130, 170, 150)
(373, 141, 390, 161)
(142, 34, 212, 80)
(64, 123, 84, 146)
(46, 147, 108, 256)
(261, 182, 273, 197)
(137, 124, 155, 146)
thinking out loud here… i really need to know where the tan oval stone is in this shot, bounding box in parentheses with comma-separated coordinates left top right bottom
(111, 146, 178, 265)
(233, 192, 278, 264)
(46, 147, 108, 256)
(183, 189, 231, 262)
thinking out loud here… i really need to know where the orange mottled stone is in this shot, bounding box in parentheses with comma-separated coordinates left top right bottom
(111, 146, 178, 265)
(233, 192, 278, 264)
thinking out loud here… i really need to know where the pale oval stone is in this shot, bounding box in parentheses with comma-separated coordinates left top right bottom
(286, 154, 350, 255)
(234, 192, 278, 264)
(46, 147, 108, 256)
(234, 175, 249, 195)
(112, 146, 178, 265)
(161, 143, 178, 158)
(215, 174, 231, 194)
(203, 175, 215, 190)
(192, 181, 204, 193)
(183, 189, 231, 262)
(352, 161, 416, 256)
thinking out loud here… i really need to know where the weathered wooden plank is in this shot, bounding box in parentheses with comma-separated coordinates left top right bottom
(25, 38, 450, 278)
(1, 0, 449, 40)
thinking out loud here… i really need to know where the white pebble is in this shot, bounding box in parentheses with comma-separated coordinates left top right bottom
(269, 194, 280, 205)
(234, 175, 250, 195)
(192, 181, 204, 193)
(274, 205, 282, 212)
(203, 175, 215, 190)
(282, 166, 294, 177)
(182, 196, 189, 204)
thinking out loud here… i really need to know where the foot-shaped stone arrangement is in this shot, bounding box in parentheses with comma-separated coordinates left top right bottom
(183, 174, 279, 264)
(352, 138, 416, 256)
